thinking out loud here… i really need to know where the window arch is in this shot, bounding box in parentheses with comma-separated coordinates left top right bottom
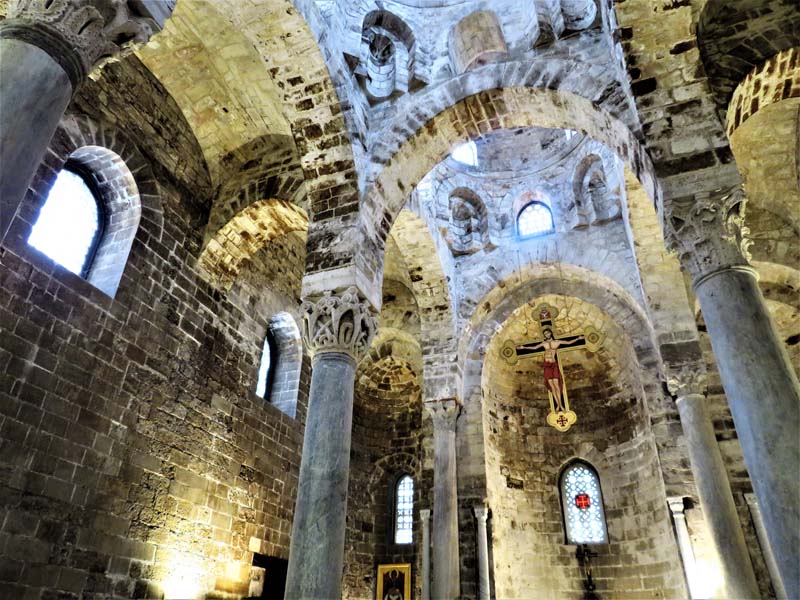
(27, 145, 142, 297)
(394, 474, 414, 544)
(559, 460, 608, 544)
(517, 201, 555, 238)
(28, 166, 104, 277)
(255, 313, 302, 419)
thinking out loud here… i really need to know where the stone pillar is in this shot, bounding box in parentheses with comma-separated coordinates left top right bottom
(667, 497, 699, 599)
(745, 493, 788, 600)
(665, 186, 800, 598)
(0, 0, 169, 241)
(420, 508, 431, 600)
(667, 369, 759, 599)
(474, 505, 490, 600)
(285, 287, 377, 600)
(425, 398, 461, 600)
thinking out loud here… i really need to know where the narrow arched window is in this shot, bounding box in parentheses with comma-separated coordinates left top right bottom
(517, 201, 555, 238)
(28, 167, 103, 277)
(560, 461, 608, 544)
(452, 140, 478, 166)
(255, 333, 273, 399)
(394, 475, 414, 544)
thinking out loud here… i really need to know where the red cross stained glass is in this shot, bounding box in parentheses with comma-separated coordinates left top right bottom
(574, 493, 591, 509)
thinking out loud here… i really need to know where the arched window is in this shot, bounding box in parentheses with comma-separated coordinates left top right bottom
(255, 313, 302, 418)
(452, 140, 478, 166)
(517, 201, 555, 238)
(394, 475, 414, 544)
(28, 167, 103, 277)
(255, 332, 274, 399)
(559, 461, 608, 544)
(27, 145, 142, 297)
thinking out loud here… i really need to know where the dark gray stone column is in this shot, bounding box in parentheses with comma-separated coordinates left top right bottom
(668, 370, 759, 599)
(0, 0, 170, 241)
(665, 186, 800, 598)
(285, 287, 377, 600)
(425, 398, 461, 600)
(420, 508, 431, 600)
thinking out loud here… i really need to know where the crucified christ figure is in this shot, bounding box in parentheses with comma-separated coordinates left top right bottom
(517, 328, 585, 412)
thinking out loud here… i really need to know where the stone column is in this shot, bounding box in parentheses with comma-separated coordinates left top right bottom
(745, 493, 788, 600)
(420, 508, 431, 600)
(425, 398, 461, 600)
(667, 497, 699, 599)
(0, 0, 169, 241)
(665, 186, 800, 598)
(284, 287, 377, 600)
(474, 505, 490, 600)
(667, 369, 759, 599)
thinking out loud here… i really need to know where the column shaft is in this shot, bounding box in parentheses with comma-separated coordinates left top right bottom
(420, 508, 431, 600)
(0, 38, 72, 240)
(676, 393, 759, 598)
(696, 268, 800, 597)
(745, 493, 788, 600)
(285, 352, 356, 600)
(427, 400, 460, 600)
(474, 506, 490, 600)
(667, 499, 699, 599)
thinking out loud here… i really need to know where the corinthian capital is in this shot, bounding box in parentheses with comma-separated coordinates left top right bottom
(301, 286, 377, 360)
(663, 185, 753, 286)
(425, 398, 461, 432)
(666, 366, 708, 400)
(0, 0, 173, 86)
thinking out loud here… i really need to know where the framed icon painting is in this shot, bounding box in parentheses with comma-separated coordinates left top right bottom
(376, 563, 411, 600)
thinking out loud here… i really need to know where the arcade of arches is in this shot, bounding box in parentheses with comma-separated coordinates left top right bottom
(0, 1, 798, 599)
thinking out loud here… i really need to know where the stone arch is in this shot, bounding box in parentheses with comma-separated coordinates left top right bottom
(362, 9, 417, 99)
(461, 262, 660, 404)
(571, 153, 621, 228)
(8, 113, 164, 297)
(198, 199, 308, 291)
(448, 10, 508, 75)
(446, 188, 490, 256)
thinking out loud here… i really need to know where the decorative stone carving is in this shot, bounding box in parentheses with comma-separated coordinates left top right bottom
(0, 0, 171, 85)
(425, 398, 461, 432)
(301, 286, 378, 360)
(663, 185, 753, 285)
(666, 366, 708, 399)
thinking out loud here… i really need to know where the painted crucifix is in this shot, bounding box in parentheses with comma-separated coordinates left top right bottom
(501, 303, 604, 432)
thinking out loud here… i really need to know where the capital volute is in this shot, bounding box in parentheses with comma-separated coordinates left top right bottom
(0, 0, 172, 86)
(473, 504, 489, 522)
(301, 286, 378, 361)
(424, 398, 461, 432)
(666, 366, 708, 400)
(662, 185, 753, 287)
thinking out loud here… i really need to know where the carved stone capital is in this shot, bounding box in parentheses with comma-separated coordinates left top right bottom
(425, 398, 461, 432)
(667, 496, 687, 517)
(420, 508, 431, 521)
(301, 286, 377, 361)
(666, 366, 708, 400)
(663, 185, 753, 286)
(473, 505, 489, 523)
(0, 0, 173, 86)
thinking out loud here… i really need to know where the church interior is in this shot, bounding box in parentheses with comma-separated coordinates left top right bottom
(0, 0, 798, 599)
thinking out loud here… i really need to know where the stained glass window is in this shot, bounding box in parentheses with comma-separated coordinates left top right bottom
(395, 475, 413, 544)
(255, 335, 272, 398)
(29, 168, 101, 276)
(561, 462, 607, 544)
(517, 201, 555, 238)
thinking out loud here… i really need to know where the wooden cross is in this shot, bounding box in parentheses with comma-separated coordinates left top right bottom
(501, 303, 604, 432)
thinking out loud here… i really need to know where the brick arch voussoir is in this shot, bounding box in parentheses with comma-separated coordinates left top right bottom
(358, 86, 660, 302)
(198, 198, 309, 292)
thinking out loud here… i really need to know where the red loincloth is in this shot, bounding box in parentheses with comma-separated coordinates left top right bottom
(543, 360, 561, 383)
